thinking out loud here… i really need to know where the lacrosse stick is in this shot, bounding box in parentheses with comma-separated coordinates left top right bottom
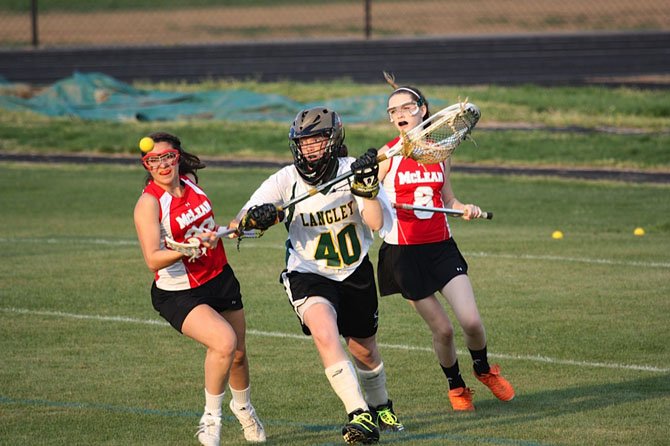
(392, 203, 493, 220)
(164, 236, 207, 262)
(277, 100, 480, 213)
(214, 227, 258, 239)
(235, 101, 480, 243)
(165, 228, 257, 261)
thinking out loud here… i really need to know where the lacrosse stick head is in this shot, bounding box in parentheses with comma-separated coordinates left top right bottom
(401, 101, 481, 164)
(164, 236, 206, 262)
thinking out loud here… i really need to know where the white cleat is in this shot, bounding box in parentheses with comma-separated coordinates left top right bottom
(229, 400, 267, 443)
(195, 411, 221, 446)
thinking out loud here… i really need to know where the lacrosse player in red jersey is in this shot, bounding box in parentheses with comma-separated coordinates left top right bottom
(229, 107, 404, 444)
(133, 132, 266, 445)
(376, 74, 515, 411)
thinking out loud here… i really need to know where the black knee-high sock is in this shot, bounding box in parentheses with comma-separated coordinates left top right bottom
(469, 346, 491, 375)
(441, 361, 466, 390)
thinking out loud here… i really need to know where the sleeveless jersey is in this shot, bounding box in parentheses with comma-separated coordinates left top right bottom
(142, 176, 226, 290)
(243, 158, 393, 282)
(382, 136, 452, 245)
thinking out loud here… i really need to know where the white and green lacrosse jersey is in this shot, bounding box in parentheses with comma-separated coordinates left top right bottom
(242, 157, 393, 282)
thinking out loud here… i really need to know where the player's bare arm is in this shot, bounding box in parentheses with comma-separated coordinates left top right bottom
(360, 198, 384, 231)
(134, 193, 185, 271)
(377, 144, 392, 182)
(440, 160, 481, 220)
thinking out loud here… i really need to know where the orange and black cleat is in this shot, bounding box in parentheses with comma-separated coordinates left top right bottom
(448, 386, 475, 411)
(474, 364, 515, 402)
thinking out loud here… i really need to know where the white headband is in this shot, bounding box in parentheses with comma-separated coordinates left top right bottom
(393, 87, 420, 99)
(392, 87, 425, 106)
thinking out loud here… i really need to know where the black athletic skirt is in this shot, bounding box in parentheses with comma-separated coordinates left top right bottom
(151, 264, 243, 333)
(377, 238, 468, 301)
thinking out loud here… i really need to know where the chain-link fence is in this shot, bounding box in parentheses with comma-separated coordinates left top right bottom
(2, 0, 669, 49)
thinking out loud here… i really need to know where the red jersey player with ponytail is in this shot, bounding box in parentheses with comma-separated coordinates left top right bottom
(376, 75, 515, 411)
(133, 132, 266, 445)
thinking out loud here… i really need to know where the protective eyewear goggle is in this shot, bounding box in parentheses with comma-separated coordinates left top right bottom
(387, 101, 421, 121)
(142, 149, 180, 170)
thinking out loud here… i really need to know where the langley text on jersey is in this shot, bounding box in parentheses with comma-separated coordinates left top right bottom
(299, 200, 356, 227)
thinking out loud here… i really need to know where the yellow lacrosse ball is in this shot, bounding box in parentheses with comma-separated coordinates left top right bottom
(139, 137, 154, 153)
(633, 227, 645, 236)
(551, 230, 564, 240)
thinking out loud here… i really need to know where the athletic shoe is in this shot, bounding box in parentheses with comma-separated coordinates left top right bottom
(474, 364, 515, 401)
(370, 400, 404, 432)
(229, 400, 267, 443)
(195, 411, 221, 446)
(448, 387, 475, 411)
(342, 409, 380, 444)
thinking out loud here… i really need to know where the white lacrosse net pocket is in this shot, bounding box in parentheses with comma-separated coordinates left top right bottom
(404, 104, 480, 164)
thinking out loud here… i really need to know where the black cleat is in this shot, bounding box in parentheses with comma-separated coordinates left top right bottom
(341, 409, 380, 444)
(370, 399, 404, 432)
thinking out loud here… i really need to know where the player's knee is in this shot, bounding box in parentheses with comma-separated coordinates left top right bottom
(209, 335, 237, 359)
(353, 347, 377, 365)
(434, 324, 455, 342)
(347, 337, 379, 364)
(310, 327, 340, 349)
(231, 345, 247, 365)
(460, 318, 484, 337)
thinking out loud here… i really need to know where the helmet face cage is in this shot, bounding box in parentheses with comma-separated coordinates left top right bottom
(289, 107, 344, 185)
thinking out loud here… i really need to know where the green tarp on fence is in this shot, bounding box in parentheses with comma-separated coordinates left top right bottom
(0, 72, 397, 123)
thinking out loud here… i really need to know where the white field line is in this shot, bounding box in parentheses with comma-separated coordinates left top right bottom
(467, 251, 670, 268)
(2, 307, 667, 373)
(0, 237, 138, 246)
(2, 237, 670, 268)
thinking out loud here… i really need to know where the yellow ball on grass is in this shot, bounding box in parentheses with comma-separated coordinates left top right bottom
(551, 230, 564, 240)
(139, 137, 154, 153)
(633, 227, 645, 236)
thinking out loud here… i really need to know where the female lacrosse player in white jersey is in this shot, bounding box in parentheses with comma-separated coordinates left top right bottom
(230, 107, 404, 445)
(376, 76, 515, 411)
(133, 132, 265, 445)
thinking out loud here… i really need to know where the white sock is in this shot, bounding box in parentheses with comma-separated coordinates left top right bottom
(204, 388, 225, 417)
(357, 362, 389, 408)
(229, 385, 251, 409)
(325, 360, 368, 415)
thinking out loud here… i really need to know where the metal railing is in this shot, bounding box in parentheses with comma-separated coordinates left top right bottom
(2, 0, 669, 49)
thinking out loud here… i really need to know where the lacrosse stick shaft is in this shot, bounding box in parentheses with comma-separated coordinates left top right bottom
(215, 227, 256, 238)
(278, 148, 396, 211)
(392, 203, 493, 220)
(215, 227, 237, 238)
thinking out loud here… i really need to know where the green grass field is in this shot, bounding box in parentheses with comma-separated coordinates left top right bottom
(1, 80, 669, 444)
(1, 161, 668, 445)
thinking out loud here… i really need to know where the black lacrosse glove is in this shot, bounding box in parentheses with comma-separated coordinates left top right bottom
(350, 148, 380, 199)
(240, 203, 285, 231)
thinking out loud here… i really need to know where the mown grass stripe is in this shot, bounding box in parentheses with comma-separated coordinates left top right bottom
(2, 237, 668, 268)
(2, 307, 666, 373)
